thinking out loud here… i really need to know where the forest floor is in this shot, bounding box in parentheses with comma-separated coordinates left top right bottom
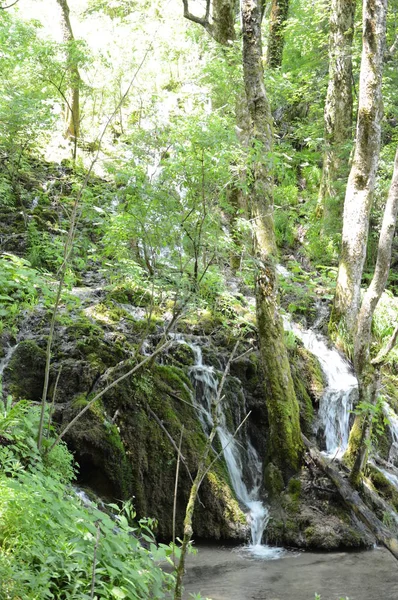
(181, 545, 398, 600)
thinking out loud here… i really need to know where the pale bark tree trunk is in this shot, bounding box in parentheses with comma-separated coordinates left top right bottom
(266, 0, 289, 68)
(183, 0, 303, 481)
(241, 0, 302, 479)
(318, 0, 356, 227)
(330, 0, 387, 336)
(346, 149, 398, 484)
(57, 0, 81, 141)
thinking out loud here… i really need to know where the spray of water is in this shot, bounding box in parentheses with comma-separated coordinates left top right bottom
(170, 336, 283, 558)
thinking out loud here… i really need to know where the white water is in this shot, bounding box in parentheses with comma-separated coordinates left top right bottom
(178, 337, 283, 559)
(0, 344, 19, 379)
(283, 317, 358, 456)
(383, 402, 398, 466)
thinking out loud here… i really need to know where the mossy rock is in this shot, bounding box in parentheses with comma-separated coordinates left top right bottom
(107, 284, 152, 307)
(267, 468, 373, 550)
(62, 397, 132, 500)
(367, 464, 398, 512)
(56, 355, 247, 542)
(288, 342, 325, 434)
(4, 339, 46, 401)
(161, 342, 196, 367)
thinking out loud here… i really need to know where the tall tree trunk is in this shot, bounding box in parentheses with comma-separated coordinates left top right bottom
(330, 0, 387, 337)
(318, 0, 356, 229)
(346, 149, 398, 484)
(57, 0, 81, 141)
(266, 0, 289, 68)
(212, 0, 237, 45)
(241, 0, 302, 479)
(183, 0, 303, 480)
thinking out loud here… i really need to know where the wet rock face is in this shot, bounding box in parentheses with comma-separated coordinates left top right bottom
(2, 305, 248, 542)
(266, 467, 374, 550)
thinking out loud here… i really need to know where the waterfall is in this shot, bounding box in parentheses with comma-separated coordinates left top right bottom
(0, 343, 19, 380)
(175, 336, 282, 558)
(382, 402, 398, 465)
(283, 317, 358, 456)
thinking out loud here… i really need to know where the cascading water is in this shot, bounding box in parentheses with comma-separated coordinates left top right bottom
(0, 343, 19, 379)
(175, 336, 282, 558)
(283, 317, 358, 456)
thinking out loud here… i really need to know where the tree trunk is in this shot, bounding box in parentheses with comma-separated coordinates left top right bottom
(354, 148, 398, 374)
(330, 0, 387, 336)
(346, 148, 398, 483)
(242, 0, 302, 479)
(266, 0, 289, 68)
(212, 0, 237, 45)
(318, 0, 356, 230)
(57, 0, 81, 141)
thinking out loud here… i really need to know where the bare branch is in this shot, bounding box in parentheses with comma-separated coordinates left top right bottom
(372, 323, 398, 365)
(198, 410, 252, 488)
(0, 0, 19, 8)
(182, 0, 214, 36)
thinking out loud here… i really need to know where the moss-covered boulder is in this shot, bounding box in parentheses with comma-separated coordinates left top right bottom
(288, 342, 325, 435)
(266, 466, 373, 550)
(4, 339, 46, 400)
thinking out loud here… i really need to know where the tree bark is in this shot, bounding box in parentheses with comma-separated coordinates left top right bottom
(354, 148, 398, 375)
(242, 0, 302, 479)
(346, 148, 398, 484)
(57, 0, 81, 141)
(212, 0, 237, 45)
(183, 0, 303, 479)
(318, 0, 356, 228)
(266, 0, 289, 69)
(330, 0, 387, 336)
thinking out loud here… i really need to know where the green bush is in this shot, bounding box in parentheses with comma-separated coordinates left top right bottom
(0, 398, 176, 599)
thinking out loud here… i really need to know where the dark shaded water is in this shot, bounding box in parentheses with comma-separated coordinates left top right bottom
(182, 545, 398, 600)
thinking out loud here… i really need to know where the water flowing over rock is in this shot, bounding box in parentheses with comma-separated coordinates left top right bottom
(283, 316, 358, 455)
(175, 335, 283, 558)
(0, 343, 19, 379)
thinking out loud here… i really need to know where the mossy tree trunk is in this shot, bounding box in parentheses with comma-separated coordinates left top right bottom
(330, 0, 387, 337)
(56, 0, 81, 142)
(318, 0, 356, 231)
(266, 0, 289, 69)
(347, 148, 398, 485)
(241, 0, 302, 480)
(183, 0, 303, 480)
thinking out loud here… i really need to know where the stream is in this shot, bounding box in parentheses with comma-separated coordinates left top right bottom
(181, 545, 398, 600)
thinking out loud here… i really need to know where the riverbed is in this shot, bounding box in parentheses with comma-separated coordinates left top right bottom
(182, 545, 398, 600)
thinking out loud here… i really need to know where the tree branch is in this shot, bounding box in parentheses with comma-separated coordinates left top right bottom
(372, 323, 398, 365)
(182, 0, 214, 36)
(0, 0, 19, 8)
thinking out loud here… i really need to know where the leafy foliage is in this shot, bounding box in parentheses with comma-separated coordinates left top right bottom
(0, 398, 176, 599)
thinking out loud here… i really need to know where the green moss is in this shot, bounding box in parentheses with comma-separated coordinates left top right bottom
(288, 343, 324, 434)
(264, 463, 285, 497)
(343, 418, 362, 469)
(367, 464, 398, 511)
(107, 284, 152, 307)
(5, 339, 46, 401)
(287, 477, 301, 499)
(206, 470, 246, 525)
